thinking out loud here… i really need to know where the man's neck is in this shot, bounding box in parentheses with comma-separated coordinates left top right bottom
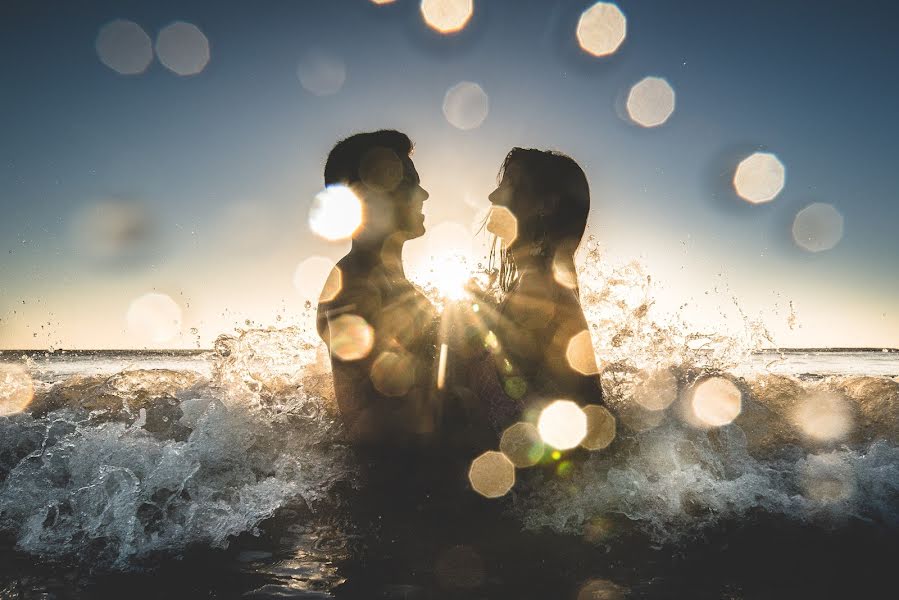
(351, 234, 407, 278)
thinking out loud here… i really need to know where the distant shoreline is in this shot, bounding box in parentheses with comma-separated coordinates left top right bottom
(1, 347, 897, 355)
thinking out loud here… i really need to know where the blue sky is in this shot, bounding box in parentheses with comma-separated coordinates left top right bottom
(1, 0, 897, 349)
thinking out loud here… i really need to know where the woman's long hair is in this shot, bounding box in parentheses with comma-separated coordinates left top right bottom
(488, 148, 591, 294)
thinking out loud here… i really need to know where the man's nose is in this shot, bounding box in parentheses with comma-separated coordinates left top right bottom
(417, 186, 429, 202)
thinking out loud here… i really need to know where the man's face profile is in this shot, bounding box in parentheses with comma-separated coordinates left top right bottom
(359, 149, 428, 241)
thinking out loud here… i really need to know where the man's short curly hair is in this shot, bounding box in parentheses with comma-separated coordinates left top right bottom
(324, 130, 413, 186)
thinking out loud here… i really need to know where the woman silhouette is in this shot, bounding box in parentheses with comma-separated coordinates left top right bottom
(473, 148, 603, 432)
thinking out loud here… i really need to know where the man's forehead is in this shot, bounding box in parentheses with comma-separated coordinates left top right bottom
(401, 156, 420, 184)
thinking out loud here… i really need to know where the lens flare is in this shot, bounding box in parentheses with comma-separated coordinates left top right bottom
(371, 0, 397, 4)
(733, 152, 786, 204)
(328, 314, 375, 361)
(552, 252, 578, 289)
(485, 206, 518, 245)
(294, 256, 342, 303)
(801, 453, 855, 504)
(793, 391, 853, 442)
(468, 451, 515, 498)
(126, 293, 183, 344)
(500, 422, 544, 467)
(155, 22, 210, 76)
(308, 185, 364, 241)
(297, 50, 346, 96)
(626, 77, 675, 127)
(633, 369, 678, 411)
(538, 400, 588, 450)
(0, 364, 34, 417)
(370, 351, 415, 397)
(576, 3, 626, 57)
(792, 203, 844, 252)
(691, 377, 742, 427)
(421, 0, 474, 34)
(566, 330, 600, 375)
(581, 404, 616, 450)
(443, 81, 489, 130)
(96, 20, 153, 75)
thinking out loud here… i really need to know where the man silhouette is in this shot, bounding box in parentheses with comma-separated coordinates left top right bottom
(316, 130, 439, 446)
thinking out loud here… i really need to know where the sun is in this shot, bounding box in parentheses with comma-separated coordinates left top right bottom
(411, 251, 472, 305)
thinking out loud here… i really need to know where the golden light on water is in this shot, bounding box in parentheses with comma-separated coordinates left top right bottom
(468, 451, 515, 498)
(0, 364, 34, 417)
(577, 579, 628, 600)
(421, 0, 474, 34)
(485, 206, 518, 245)
(580, 404, 616, 451)
(792, 203, 844, 252)
(499, 422, 544, 467)
(328, 314, 375, 361)
(308, 185, 364, 241)
(538, 400, 588, 450)
(691, 377, 742, 427)
(443, 81, 489, 130)
(566, 330, 600, 375)
(793, 391, 853, 442)
(126, 293, 182, 344)
(370, 351, 415, 396)
(155, 22, 210, 76)
(626, 77, 676, 127)
(733, 152, 786, 203)
(297, 50, 347, 96)
(96, 20, 153, 75)
(576, 3, 627, 57)
(633, 369, 678, 411)
(293, 256, 342, 303)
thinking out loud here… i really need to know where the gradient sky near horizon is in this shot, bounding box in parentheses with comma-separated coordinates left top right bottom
(1, 0, 897, 350)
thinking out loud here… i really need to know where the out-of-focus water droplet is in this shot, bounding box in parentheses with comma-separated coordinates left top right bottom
(566, 329, 599, 375)
(96, 20, 154, 75)
(468, 451, 515, 498)
(793, 391, 853, 442)
(0, 364, 34, 417)
(297, 50, 346, 96)
(581, 404, 616, 450)
(691, 377, 742, 427)
(626, 77, 675, 127)
(733, 152, 786, 204)
(421, 0, 474, 34)
(443, 82, 489, 130)
(126, 293, 183, 344)
(538, 400, 588, 450)
(500, 422, 544, 467)
(792, 203, 844, 252)
(155, 21, 210, 76)
(308, 185, 364, 241)
(576, 3, 627, 57)
(294, 257, 342, 303)
(328, 314, 374, 361)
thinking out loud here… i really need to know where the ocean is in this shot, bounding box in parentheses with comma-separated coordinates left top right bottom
(1, 337, 897, 599)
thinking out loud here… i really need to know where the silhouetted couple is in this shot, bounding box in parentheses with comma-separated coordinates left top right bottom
(316, 130, 602, 450)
